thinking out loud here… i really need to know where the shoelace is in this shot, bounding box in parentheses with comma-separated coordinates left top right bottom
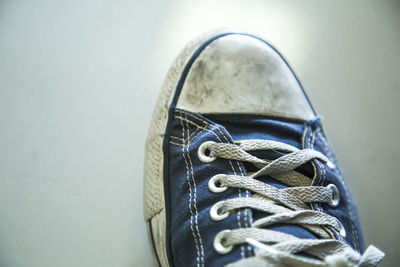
(197, 139, 384, 267)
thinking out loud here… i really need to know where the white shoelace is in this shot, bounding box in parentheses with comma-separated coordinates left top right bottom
(199, 139, 384, 266)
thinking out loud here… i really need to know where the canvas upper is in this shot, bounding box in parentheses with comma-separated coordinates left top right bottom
(145, 32, 384, 267)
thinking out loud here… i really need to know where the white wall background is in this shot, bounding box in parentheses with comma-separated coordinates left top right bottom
(0, 0, 399, 266)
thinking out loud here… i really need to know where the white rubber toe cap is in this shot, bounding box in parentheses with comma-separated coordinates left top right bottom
(176, 33, 316, 121)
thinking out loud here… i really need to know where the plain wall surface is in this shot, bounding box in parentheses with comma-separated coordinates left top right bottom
(0, 0, 399, 266)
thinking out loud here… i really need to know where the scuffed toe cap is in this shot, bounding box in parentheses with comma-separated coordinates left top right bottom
(176, 33, 316, 121)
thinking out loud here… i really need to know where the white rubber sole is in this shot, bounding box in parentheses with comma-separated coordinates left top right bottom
(143, 29, 247, 267)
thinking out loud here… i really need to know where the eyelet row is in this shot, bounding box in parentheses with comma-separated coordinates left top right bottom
(198, 141, 346, 252)
(198, 142, 232, 253)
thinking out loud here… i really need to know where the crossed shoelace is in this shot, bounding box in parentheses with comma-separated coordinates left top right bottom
(199, 139, 384, 267)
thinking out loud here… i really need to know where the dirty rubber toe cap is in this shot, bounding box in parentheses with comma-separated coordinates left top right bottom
(175, 33, 316, 121)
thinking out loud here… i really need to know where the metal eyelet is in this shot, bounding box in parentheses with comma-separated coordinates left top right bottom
(210, 201, 229, 221)
(208, 174, 228, 193)
(214, 230, 233, 254)
(198, 141, 217, 163)
(327, 184, 340, 208)
(338, 222, 346, 237)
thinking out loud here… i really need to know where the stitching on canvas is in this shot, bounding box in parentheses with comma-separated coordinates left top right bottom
(186, 111, 249, 257)
(184, 112, 205, 265)
(171, 123, 204, 144)
(178, 110, 210, 126)
(169, 125, 205, 148)
(178, 110, 247, 258)
(179, 114, 201, 267)
(175, 116, 208, 130)
(170, 141, 184, 146)
(175, 113, 210, 128)
(235, 159, 252, 256)
(188, 129, 202, 146)
(195, 116, 250, 257)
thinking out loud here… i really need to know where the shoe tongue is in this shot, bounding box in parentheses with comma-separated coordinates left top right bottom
(205, 114, 318, 240)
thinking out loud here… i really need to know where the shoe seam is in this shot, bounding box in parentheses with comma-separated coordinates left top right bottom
(177, 109, 253, 258)
(179, 112, 205, 266)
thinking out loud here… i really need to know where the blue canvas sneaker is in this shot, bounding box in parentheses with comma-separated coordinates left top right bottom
(143, 30, 384, 267)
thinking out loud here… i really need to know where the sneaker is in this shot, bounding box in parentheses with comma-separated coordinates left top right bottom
(143, 30, 384, 266)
